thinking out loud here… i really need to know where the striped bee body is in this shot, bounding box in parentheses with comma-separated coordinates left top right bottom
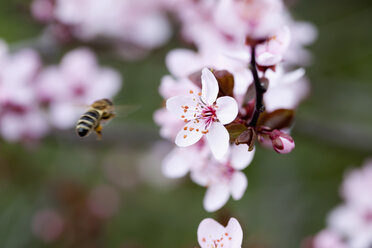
(76, 99, 115, 139)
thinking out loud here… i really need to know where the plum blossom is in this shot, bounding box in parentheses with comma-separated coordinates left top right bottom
(0, 39, 122, 143)
(313, 230, 346, 248)
(35, 48, 122, 129)
(31, 0, 172, 54)
(162, 141, 254, 212)
(153, 0, 315, 212)
(255, 26, 291, 66)
(194, 145, 255, 212)
(0, 43, 49, 142)
(166, 68, 238, 160)
(197, 217, 243, 248)
(313, 160, 372, 248)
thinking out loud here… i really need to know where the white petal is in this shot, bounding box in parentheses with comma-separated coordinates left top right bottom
(201, 68, 219, 105)
(206, 122, 229, 160)
(203, 184, 230, 212)
(230, 172, 248, 200)
(197, 218, 225, 248)
(175, 122, 203, 147)
(231, 145, 255, 170)
(216, 96, 238, 125)
(225, 218, 244, 247)
(162, 147, 191, 178)
(166, 95, 197, 120)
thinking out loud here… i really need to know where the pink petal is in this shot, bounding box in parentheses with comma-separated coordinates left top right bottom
(197, 218, 225, 248)
(230, 172, 248, 200)
(203, 183, 230, 212)
(230, 145, 255, 170)
(206, 122, 229, 160)
(216, 96, 238, 125)
(201, 68, 219, 105)
(162, 147, 192, 178)
(190, 169, 209, 187)
(166, 95, 197, 120)
(225, 218, 244, 247)
(256, 52, 282, 66)
(165, 49, 201, 77)
(175, 122, 203, 147)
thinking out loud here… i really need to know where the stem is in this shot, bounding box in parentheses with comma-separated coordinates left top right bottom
(248, 45, 266, 127)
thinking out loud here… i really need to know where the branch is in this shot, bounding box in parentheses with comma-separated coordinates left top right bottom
(248, 45, 266, 127)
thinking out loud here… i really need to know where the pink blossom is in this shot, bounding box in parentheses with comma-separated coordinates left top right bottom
(31, 208, 64, 243)
(165, 48, 253, 98)
(313, 160, 372, 248)
(256, 26, 291, 66)
(166, 68, 238, 159)
(341, 160, 372, 208)
(34, 0, 171, 50)
(0, 44, 48, 142)
(197, 217, 243, 248)
(35, 48, 122, 129)
(313, 230, 346, 248)
(192, 145, 254, 212)
(162, 142, 254, 212)
(264, 67, 309, 112)
(31, 0, 55, 22)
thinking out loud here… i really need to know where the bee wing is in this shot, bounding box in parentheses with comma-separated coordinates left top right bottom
(112, 105, 141, 119)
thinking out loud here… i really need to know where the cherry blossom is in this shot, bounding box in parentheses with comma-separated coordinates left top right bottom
(313, 230, 346, 248)
(0, 39, 122, 143)
(193, 145, 255, 212)
(197, 217, 243, 248)
(162, 141, 254, 212)
(256, 26, 291, 66)
(31, 0, 172, 52)
(166, 68, 238, 159)
(313, 160, 372, 248)
(35, 48, 122, 129)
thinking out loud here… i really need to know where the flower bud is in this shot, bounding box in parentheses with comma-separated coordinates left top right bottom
(270, 130, 295, 154)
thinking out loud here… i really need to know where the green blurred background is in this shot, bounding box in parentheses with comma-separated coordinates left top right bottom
(0, 0, 371, 247)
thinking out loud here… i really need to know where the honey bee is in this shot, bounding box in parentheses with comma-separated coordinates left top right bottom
(76, 98, 116, 139)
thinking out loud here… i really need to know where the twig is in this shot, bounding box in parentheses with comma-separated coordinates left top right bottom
(248, 45, 266, 127)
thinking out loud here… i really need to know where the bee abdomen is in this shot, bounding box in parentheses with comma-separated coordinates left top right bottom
(76, 110, 100, 137)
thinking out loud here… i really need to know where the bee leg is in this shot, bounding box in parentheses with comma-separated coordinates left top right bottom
(94, 125, 103, 140)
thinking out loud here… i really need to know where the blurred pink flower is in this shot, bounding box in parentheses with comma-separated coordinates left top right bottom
(197, 217, 243, 248)
(313, 230, 346, 248)
(264, 67, 309, 112)
(313, 160, 372, 248)
(256, 26, 291, 66)
(31, 0, 55, 22)
(31, 208, 64, 243)
(88, 185, 120, 219)
(32, 0, 171, 51)
(36, 48, 122, 129)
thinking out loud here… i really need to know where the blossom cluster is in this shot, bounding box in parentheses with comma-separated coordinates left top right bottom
(31, 0, 172, 55)
(313, 160, 372, 248)
(155, 0, 316, 212)
(0, 39, 121, 143)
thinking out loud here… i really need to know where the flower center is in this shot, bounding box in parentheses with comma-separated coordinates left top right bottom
(200, 105, 217, 128)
